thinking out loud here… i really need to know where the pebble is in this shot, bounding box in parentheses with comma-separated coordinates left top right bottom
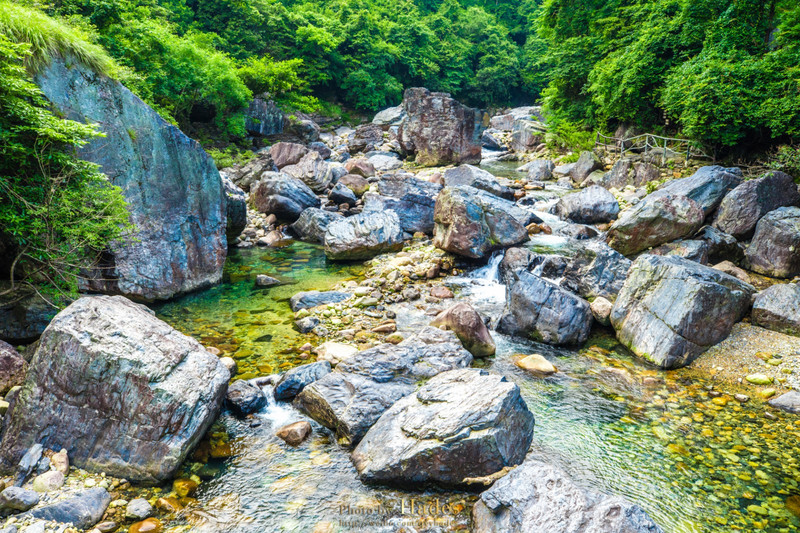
(515, 354, 557, 376)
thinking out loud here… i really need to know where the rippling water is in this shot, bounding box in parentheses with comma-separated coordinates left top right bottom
(155, 243, 800, 533)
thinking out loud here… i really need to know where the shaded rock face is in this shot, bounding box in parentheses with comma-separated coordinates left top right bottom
(295, 327, 472, 445)
(290, 208, 343, 244)
(0, 296, 229, 483)
(0, 341, 26, 396)
(252, 173, 320, 222)
(430, 302, 496, 357)
(349, 124, 384, 153)
(602, 159, 660, 190)
(746, 206, 800, 279)
(611, 255, 754, 369)
(498, 271, 593, 345)
(329, 182, 358, 205)
(281, 151, 334, 194)
(27, 487, 111, 529)
(443, 165, 514, 200)
(352, 368, 534, 488)
(363, 193, 437, 235)
(472, 459, 663, 533)
(555, 186, 620, 224)
(434, 186, 529, 259)
(695, 225, 743, 264)
(37, 59, 226, 301)
(269, 142, 308, 169)
(221, 173, 246, 244)
(562, 242, 632, 302)
(606, 193, 705, 256)
(752, 283, 800, 336)
(0, 290, 62, 345)
(398, 88, 488, 167)
(571, 151, 602, 185)
(650, 165, 742, 217)
(526, 160, 555, 181)
(324, 211, 405, 260)
(274, 361, 332, 401)
(244, 98, 284, 136)
(713, 171, 800, 239)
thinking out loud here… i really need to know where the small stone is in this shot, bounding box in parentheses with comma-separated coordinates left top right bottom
(172, 478, 198, 498)
(32, 470, 64, 492)
(371, 323, 397, 334)
(385, 333, 404, 344)
(745, 374, 773, 385)
(515, 354, 557, 376)
(734, 394, 750, 403)
(95, 522, 119, 533)
(125, 498, 154, 520)
(50, 449, 69, 476)
(430, 286, 454, 299)
(155, 497, 183, 513)
(128, 518, 162, 533)
(760, 388, 777, 399)
(255, 274, 281, 287)
(276, 421, 313, 446)
(83, 478, 97, 488)
(219, 356, 237, 375)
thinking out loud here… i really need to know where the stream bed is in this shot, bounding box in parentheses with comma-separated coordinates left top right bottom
(153, 242, 800, 533)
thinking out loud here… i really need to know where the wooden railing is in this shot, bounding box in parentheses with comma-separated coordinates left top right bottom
(595, 132, 712, 167)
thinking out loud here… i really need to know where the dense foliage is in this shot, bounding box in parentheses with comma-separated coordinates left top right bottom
(0, 29, 131, 297)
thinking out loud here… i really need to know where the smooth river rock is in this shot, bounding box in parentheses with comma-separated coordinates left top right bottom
(274, 361, 332, 400)
(352, 368, 534, 488)
(498, 271, 593, 346)
(0, 296, 229, 483)
(443, 165, 514, 200)
(252, 173, 320, 223)
(324, 211, 405, 260)
(290, 208, 343, 244)
(226, 380, 267, 417)
(555, 186, 620, 224)
(611, 255, 754, 369)
(472, 459, 663, 533)
(430, 302, 496, 357)
(36, 59, 227, 301)
(26, 488, 110, 529)
(752, 283, 800, 336)
(745, 206, 800, 279)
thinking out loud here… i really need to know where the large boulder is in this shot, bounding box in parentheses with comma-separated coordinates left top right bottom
(695, 225, 743, 264)
(295, 327, 472, 445)
(433, 186, 529, 259)
(713, 171, 800, 239)
(221, 173, 246, 243)
(251, 173, 320, 222)
(269, 142, 308, 169)
(554, 186, 620, 224)
(282, 151, 334, 193)
(745, 206, 800, 279)
(752, 283, 800, 336)
(570, 151, 602, 185)
(363, 193, 437, 235)
(244, 98, 284, 136)
(36, 59, 227, 301)
(610, 255, 754, 369)
(0, 296, 229, 483)
(497, 271, 593, 345)
(472, 459, 663, 533)
(525, 160, 555, 181)
(377, 174, 442, 198)
(324, 211, 405, 260)
(349, 124, 384, 153)
(290, 208, 343, 244)
(0, 341, 26, 395)
(601, 159, 660, 190)
(510, 119, 546, 152)
(649, 165, 742, 217)
(398, 87, 488, 167)
(443, 165, 514, 200)
(26, 488, 111, 529)
(430, 302, 496, 357)
(606, 193, 705, 256)
(562, 242, 632, 302)
(0, 289, 61, 345)
(352, 368, 534, 488)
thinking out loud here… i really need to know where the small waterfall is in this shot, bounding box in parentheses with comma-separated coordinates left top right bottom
(473, 251, 505, 283)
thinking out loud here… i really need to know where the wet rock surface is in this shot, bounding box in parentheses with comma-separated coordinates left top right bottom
(252, 173, 320, 222)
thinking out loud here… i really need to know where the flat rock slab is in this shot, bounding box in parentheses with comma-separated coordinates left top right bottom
(26, 488, 111, 529)
(290, 290, 352, 312)
(352, 368, 534, 488)
(472, 459, 663, 532)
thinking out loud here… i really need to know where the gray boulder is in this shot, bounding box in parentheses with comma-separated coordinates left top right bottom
(611, 255, 754, 369)
(274, 361, 332, 400)
(377, 175, 442, 198)
(443, 165, 514, 200)
(329, 182, 358, 205)
(694, 225, 743, 264)
(269, 142, 308, 169)
(607, 193, 705, 256)
(554, 186, 620, 224)
(289, 290, 352, 312)
(244, 98, 284, 136)
(0, 296, 229, 483)
(510, 119, 546, 152)
(601, 159, 660, 190)
(562, 242, 632, 302)
(368, 153, 403, 172)
(430, 302, 496, 357)
(26, 488, 110, 529)
(372, 106, 405, 127)
(352, 368, 534, 488)
(650, 239, 709, 264)
(0, 341, 26, 395)
(498, 271, 593, 345)
(125, 498, 154, 521)
(282, 151, 334, 193)
(226, 380, 267, 417)
(36, 59, 227, 301)
(650, 165, 742, 217)
(222, 173, 247, 243)
(571, 151, 602, 185)
(398, 87, 487, 167)
(363, 193, 437, 235)
(288, 118, 320, 143)
(295, 327, 472, 445)
(433, 186, 529, 259)
(752, 283, 800, 336)
(252, 173, 320, 222)
(473, 459, 663, 533)
(768, 391, 800, 414)
(290, 208, 343, 244)
(482, 130, 504, 150)
(526, 160, 555, 181)
(349, 124, 384, 153)
(713, 171, 800, 239)
(324, 211, 405, 260)
(745, 206, 800, 279)
(0, 487, 39, 514)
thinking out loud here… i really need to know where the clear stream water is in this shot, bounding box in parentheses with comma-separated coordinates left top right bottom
(152, 169, 800, 533)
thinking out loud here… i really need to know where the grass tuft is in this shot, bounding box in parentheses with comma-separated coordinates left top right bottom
(0, 1, 115, 75)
